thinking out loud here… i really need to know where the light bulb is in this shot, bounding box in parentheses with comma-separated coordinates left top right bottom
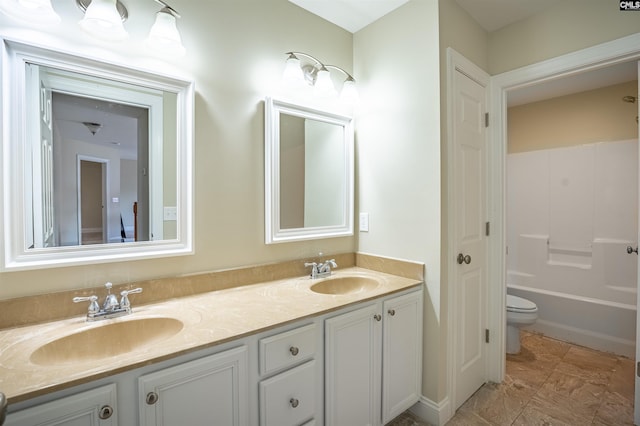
(0, 0, 60, 24)
(340, 78, 358, 104)
(314, 67, 335, 97)
(145, 8, 186, 57)
(79, 0, 128, 41)
(282, 54, 305, 88)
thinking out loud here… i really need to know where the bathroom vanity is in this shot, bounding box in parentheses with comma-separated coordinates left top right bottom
(1, 266, 423, 426)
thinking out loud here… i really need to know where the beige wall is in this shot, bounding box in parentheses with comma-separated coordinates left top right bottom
(489, 0, 640, 74)
(508, 81, 639, 153)
(0, 1, 355, 299)
(355, 0, 441, 402)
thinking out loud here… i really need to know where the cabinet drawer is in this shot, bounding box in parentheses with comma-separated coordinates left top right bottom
(259, 360, 316, 426)
(259, 323, 315, 375)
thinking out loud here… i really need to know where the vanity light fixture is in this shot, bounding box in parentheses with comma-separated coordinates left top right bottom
(0, 0, 60, 25)
(283, 52, 358, 102)
(145, 0, 186, 57)
(77, 0, 129, 42)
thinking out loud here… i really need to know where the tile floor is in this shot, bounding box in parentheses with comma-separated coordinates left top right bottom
(387, 331, 635, 426)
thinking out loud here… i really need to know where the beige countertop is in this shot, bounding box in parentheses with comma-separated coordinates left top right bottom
(0, 267, 422, 404)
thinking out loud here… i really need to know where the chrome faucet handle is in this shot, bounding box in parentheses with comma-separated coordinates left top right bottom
(319, 259, 337, 272)
(103, 282, 119, 312)
(304, 262, 319, 278)
(73, 295, 100, 315)
(120, 287, 143, 311)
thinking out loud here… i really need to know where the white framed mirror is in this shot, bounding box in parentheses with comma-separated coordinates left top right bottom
(264, 97, 354, 244)
(1, 38, 194, 271)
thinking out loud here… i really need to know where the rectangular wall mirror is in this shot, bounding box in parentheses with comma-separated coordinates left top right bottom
(1, 38, 194, 270)
(264, 97, 354, 244)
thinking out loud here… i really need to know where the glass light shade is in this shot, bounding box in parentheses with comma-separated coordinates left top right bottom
(79, 0, 128, 41)
(145, 9, 186, 57)
(282, 55, 305, 88)
(340, 78, 359, 104)
(0, 0, 60, 24)
(314, 68, 336, 97)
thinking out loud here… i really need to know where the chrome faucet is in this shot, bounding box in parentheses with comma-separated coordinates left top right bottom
(73, 282, 142, 322)
(305, 259, 337, 279)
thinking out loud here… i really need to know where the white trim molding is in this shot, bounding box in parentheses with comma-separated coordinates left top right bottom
(489, 32, 640, 382)
(410, 395, 452, 426)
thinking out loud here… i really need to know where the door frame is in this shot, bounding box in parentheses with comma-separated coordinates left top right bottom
(488, 32, 640, 385)
(446, 47, 491, 420)
(77, 155, 109, 245)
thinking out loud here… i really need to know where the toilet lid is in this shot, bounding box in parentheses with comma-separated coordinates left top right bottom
(506, 294, 537, 312)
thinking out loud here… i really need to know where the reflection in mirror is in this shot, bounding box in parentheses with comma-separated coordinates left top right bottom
(2, 38, 193, 270)
(25, 65, 172, 248)
(265, 97, 354, 244)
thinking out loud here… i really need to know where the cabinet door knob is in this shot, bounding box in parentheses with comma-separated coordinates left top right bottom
(146, 391, 159, 405)
(374, 314, 382, 321)
(388, 309, 396, 316)
(290, 398, 299, 408)
(289, 346, 299, 356)
(99, 405, 114, 420)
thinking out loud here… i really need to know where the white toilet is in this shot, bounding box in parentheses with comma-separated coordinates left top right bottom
(506, 294, 538, 354)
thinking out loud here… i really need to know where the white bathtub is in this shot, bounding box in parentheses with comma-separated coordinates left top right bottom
(507, 278, 636, 357)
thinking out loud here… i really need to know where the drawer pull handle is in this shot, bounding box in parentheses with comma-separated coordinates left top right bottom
(289, 346, 299, 356)
(374, 314, 382, 321)
(290, 398, 299, 408)
(388, 309, 396, 316)
(146, 391, 159, 405)
(99, 405, 114, 420)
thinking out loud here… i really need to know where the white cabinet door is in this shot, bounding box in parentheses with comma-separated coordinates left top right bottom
(325, 303, 382, 426)
(382, 291, 423, 424)
(6, 384, 117, 426)
(139, 345, 248, 426)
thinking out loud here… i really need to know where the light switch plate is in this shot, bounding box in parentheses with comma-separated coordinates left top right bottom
(359, 212, 369, 232)
(163, 206, 177, 221)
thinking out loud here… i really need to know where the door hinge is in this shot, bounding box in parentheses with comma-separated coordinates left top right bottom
(485, 329, 490, 343)
(637, 361, 640, 377)
(485, 222, 490, 236)
(485, 112, 489, 128)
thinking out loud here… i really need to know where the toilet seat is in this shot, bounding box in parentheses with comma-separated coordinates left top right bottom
(507, 294, 537, 313)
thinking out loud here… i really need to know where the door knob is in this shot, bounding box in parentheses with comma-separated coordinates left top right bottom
(457, 253, 472, 264)
(627, 246, 638, 255)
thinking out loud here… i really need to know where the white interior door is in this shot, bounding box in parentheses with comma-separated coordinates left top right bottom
(453, 67, 489, 410)
(634, 60, 640, 426)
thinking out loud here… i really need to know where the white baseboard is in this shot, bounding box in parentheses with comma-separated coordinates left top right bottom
(409, 395, 452, 426)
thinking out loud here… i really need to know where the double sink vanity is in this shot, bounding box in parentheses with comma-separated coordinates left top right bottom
(0, 37, 423, 426)
(1, 254, 424, 426)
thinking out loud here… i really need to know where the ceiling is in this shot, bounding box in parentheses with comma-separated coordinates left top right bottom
(288, 0, 410, 33)
(288, 0, 563, 34)
(53, 93, 144, 160)
(454, 0, 564, 32)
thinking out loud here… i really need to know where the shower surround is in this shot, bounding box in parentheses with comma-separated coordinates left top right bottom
(507, 139, 637, 357)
